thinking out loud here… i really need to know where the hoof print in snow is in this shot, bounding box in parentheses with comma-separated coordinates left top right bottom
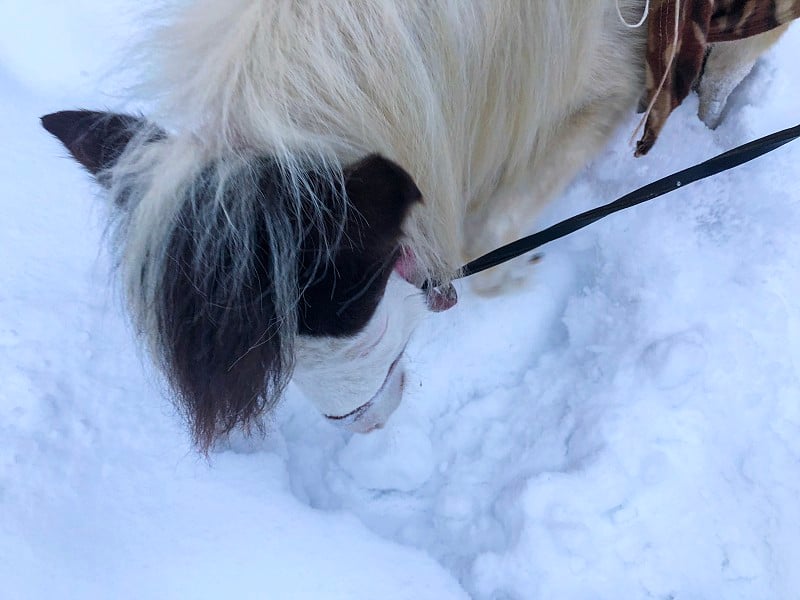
(639, 332, 707, 391)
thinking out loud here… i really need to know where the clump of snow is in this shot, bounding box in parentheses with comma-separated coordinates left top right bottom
(2, 9, 800, 599)
(337, 422, 436, 492)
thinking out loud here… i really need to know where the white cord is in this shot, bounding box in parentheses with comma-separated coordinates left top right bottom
(616, 0, 650, 28)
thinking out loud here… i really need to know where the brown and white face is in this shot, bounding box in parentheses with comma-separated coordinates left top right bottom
(294, 271, 428, 432)
(41, 110, 457, 446)
(273, 153, 457, 434)
(286, 182, 458, 433)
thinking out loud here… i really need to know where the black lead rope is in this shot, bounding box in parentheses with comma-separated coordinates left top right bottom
(425, 123, 800, 291)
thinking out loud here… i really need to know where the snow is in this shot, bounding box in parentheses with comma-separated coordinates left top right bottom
(2, 5, 800, 599)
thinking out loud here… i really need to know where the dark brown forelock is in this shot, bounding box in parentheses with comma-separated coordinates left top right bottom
(157, 159, 296, 452)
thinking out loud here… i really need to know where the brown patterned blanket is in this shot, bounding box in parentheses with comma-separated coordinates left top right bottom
(637, 0, 800, 156)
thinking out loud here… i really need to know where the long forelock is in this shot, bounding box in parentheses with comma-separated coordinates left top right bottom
(107, 131, 348, 451)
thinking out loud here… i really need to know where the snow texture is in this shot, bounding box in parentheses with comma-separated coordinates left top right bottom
(2, 5, 800, 599)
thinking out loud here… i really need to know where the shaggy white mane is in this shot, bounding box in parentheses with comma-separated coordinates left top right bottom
(127, 0, 646, 284)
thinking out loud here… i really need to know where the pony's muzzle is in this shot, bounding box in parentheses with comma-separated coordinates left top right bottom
(324, 355, 405, 433)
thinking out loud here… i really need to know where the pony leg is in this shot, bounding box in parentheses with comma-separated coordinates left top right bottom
(698, 24, 790, 130)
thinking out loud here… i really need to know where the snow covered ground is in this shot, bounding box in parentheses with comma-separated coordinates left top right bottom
(2, 4, 800, 599)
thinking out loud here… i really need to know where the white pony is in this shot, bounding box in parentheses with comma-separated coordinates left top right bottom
(41, 0, 771, 451)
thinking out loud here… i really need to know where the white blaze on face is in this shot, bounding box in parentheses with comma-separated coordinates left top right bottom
(293, 273, 428, 431)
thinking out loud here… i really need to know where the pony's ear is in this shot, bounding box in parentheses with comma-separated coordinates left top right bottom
(297, 155, 424, 335)
(345, 159, 459, 313)
(41, 110, 148, 180)
(343, 155, 422, 241)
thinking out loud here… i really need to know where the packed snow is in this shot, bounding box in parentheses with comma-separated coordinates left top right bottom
(2, 4, 800, 599)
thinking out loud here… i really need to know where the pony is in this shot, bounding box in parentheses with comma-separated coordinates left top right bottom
(41, 0, 776, 451)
